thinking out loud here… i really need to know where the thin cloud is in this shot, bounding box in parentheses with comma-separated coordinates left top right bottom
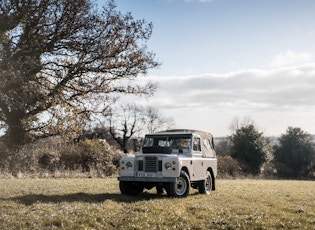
(125, 64, 315, 136)
(145, 64, 315, 112)
(272, 50, 313, 67)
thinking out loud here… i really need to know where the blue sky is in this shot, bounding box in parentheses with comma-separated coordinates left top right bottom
(106, 0, 315, 137)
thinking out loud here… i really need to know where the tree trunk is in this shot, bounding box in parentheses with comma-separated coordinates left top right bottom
(3, 112, 30, 150)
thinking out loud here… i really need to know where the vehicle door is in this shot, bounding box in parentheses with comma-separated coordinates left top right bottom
(191, 135, 205, 180)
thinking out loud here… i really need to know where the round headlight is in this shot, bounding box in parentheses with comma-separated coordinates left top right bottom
(164, 162, 172, 170)
(126, 162, 133, 170)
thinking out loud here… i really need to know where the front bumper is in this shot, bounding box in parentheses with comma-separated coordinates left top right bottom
(118, 176, 177, 182)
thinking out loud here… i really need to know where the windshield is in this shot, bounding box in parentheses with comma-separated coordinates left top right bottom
(142, 135, 191, 154)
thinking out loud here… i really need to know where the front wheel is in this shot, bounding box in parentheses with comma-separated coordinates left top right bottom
(198, 171, 212, 195)
(119, 181, 144, 195)
(167, 171, 190, 198)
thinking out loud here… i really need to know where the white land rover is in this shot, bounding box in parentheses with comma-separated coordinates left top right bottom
(118, 129, 217, 197)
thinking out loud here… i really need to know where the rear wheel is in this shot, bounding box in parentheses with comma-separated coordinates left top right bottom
(167, 171, 190, 198)
(198, 171, 212, 195)
(119, 181, 144, 195)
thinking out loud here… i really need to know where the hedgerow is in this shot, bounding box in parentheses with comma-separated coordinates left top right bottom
(0, 138, 123, 178)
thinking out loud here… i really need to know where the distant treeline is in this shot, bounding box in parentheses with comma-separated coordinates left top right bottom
(0, 126, 314, 179)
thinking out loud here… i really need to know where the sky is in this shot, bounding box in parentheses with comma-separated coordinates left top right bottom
(104, 0, 315, 137)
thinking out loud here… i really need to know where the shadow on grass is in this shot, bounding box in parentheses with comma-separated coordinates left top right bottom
(3, 192, 177, 206)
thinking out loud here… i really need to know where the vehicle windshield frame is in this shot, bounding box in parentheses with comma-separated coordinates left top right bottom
(142, 134, 192, 154)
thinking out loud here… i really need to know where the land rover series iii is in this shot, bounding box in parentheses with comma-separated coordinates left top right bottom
(118, 129, 217, 197)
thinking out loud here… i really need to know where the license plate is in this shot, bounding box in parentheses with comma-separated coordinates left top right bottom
(135, 172, 156, 178)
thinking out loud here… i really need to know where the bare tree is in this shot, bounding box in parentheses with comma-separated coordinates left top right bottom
(108, 104, 144, 153)
(144, 106, 175, 134)
(107, 104, 175, 153)
(229, 116, 256, 134)
(0, 0, 159, 149)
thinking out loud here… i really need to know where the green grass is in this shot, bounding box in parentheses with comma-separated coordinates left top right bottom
(0, 178, 314, 229)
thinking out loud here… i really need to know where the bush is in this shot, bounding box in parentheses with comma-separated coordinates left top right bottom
(259, 161, 277, 179)
(2, 138, 123, 177)
(217, 155, 242, 178)
(274, 162, 295, 178)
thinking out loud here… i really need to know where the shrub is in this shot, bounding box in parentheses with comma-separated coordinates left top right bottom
(2, 137, 123, 177)
(217, 155, 242, 178)
(274, 162, 295, 178)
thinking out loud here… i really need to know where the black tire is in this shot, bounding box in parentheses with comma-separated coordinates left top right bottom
(167, 171, 190, 198)
(198, 171, 212, 195)
(119, 181, 144, 195)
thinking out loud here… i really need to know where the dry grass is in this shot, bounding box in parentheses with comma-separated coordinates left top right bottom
(0, 178, 314, 229)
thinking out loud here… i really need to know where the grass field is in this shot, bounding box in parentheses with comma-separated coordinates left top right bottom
(0, 178, 314, 229)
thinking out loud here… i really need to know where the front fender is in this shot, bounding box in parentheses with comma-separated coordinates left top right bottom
(119, 156, 135, 177)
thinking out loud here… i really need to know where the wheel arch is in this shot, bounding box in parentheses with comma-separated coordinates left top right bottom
(181, 166, 190, 179)
(207, 167, 216, 190)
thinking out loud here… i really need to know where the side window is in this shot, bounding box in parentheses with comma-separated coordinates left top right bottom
(203, 139, 211, 149)
(204, 138, 214, 149)
(193, 137, 201, 151)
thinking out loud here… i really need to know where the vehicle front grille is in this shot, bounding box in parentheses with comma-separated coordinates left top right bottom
(145, 156, 157, 172)
(137, 157, 162, 172)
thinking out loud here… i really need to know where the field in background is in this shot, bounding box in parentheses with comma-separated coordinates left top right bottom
(0, 178, 314, 229)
